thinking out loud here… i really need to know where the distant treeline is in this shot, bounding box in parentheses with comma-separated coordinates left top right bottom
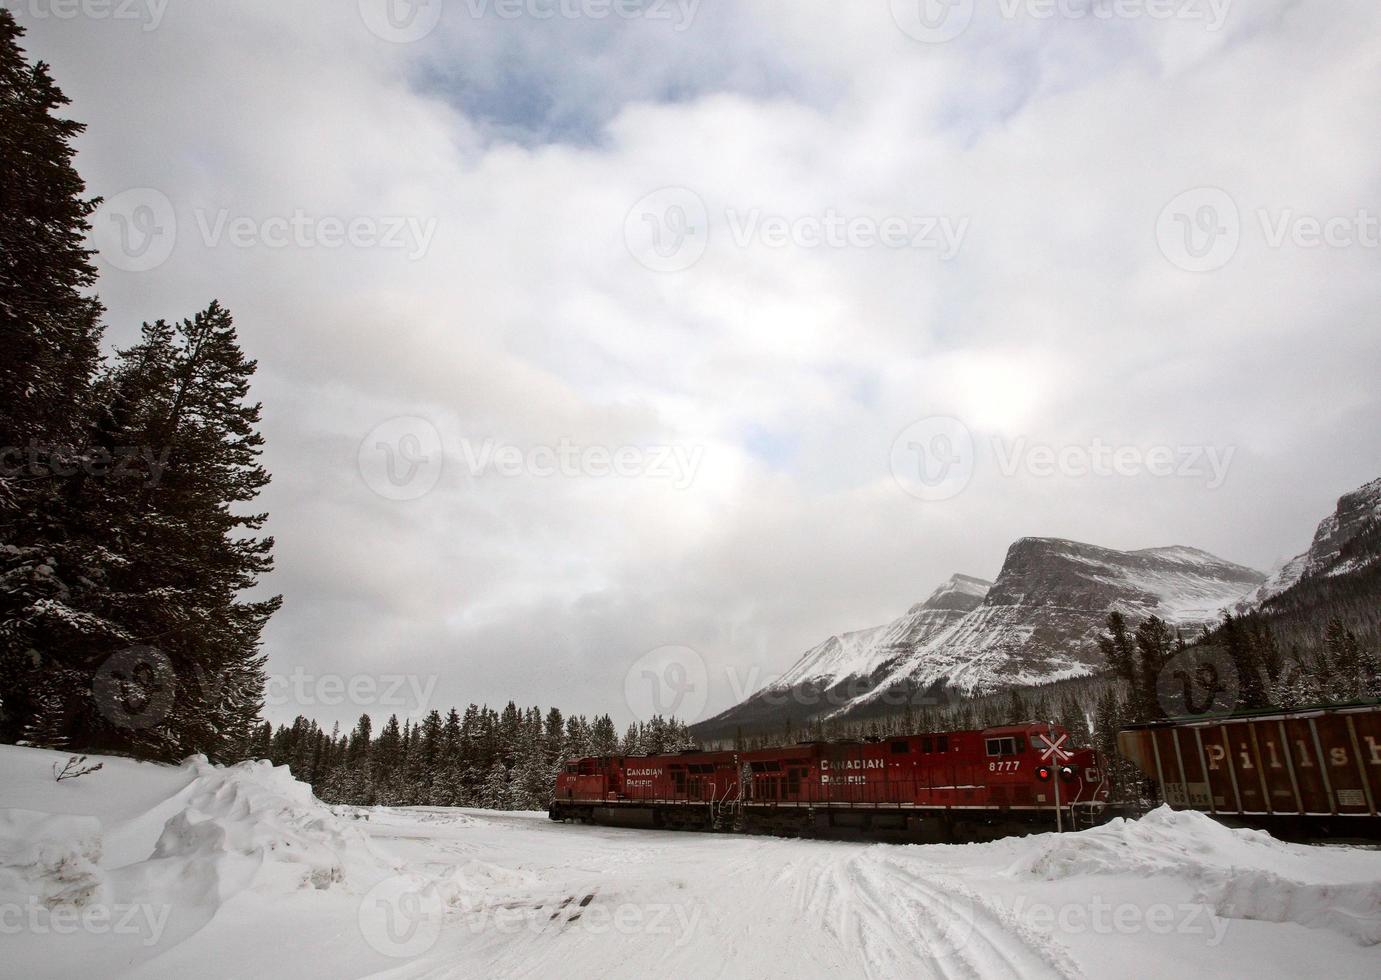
(253, 704, 694, 811)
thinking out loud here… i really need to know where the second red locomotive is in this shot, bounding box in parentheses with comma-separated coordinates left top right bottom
(552, 722, 1108, 841)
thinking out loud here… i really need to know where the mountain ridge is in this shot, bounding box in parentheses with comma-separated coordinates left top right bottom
(694, 535, 1265, 739)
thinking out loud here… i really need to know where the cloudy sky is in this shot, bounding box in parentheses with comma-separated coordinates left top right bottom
(15, 0, 1380, 730)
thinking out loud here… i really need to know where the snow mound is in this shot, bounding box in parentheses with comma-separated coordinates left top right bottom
(0, 752, 395, 929)
(1205, 872, 1381, 945)
(1006, 806, 1282, 881)
(135, 756, 395, 897)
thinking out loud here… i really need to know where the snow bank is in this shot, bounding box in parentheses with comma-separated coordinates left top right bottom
(103, 756, 396, 913)
(0, 750, 395, 925)
(1007, 806, 1284, 881)
(998, 805, 1381, 946)
(1205, 872, 1381, 945)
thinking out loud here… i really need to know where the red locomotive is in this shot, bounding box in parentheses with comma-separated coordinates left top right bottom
(551, 722, 1109, 841)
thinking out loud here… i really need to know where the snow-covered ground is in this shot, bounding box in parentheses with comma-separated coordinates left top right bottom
(2, 745, 1379, 979)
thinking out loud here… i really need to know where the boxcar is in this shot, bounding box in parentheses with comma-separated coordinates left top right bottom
(1117, 702, 1381, 838)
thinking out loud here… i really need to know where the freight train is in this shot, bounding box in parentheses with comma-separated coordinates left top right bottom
(550, 722, 1109, 842)
(1117, 701, 1381, 838)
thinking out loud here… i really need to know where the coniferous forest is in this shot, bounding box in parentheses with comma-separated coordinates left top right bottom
(256, 707, 694, 812)
(0, 11, 278, 762)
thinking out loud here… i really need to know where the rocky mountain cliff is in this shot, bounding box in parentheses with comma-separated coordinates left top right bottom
(694, 538, 1264, 738)
(1234, 476, 1381, 611)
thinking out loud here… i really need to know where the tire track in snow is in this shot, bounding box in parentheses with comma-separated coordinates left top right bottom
(789, 846, 1080, 980)
(851, 849, 1082, 980)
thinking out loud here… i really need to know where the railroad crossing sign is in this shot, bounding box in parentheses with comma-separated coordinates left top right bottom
(1035, 732, 1072, 763)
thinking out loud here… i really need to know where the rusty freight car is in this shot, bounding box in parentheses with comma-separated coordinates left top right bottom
(1117, 702, 1381, 838)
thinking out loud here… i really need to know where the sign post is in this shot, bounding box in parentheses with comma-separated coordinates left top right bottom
(1037, 725, 1073, 833)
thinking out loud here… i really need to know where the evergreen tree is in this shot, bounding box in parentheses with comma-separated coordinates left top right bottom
(0, 10, 106, 744)
(20, 304, 280, 760)
(590, 714, 618, 755)
(1056, 693, 1091, 744)
(1220, 614, 1266, 710)
(481, 759, 512, 810)
(1132, 616, 1175, 721)
(371, 714, 404, 805)
(0, 9, 104, 457)
(1097, 612, 1136, 690)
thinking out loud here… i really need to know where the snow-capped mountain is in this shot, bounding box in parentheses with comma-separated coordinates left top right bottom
(695, 539, 1264, 737)
(1233, 476, 1381, 611)
(773, 574, 992, 690)
(845, 540, 1265, 715)
(703, 574, 992, 735)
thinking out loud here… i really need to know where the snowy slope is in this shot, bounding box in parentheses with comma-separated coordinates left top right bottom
(774, 574, 993, 689)
(700, 574, 992, 734)
(0, 745, 398, 978)
(845, 540, 1265, 716)
(3, 745, 1379, 979)
(698, 539, 1263, 736)
(1234, 476, 1381, 611)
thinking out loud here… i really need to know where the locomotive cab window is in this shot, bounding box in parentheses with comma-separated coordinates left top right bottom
(986, 737, 1019, 757)
(890, 740, 909, 754)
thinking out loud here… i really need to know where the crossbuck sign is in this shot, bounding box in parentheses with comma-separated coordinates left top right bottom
(1036, 732, 1072, 763)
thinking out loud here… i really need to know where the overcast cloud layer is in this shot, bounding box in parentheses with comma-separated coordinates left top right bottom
(14, 0, 1381, 730)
